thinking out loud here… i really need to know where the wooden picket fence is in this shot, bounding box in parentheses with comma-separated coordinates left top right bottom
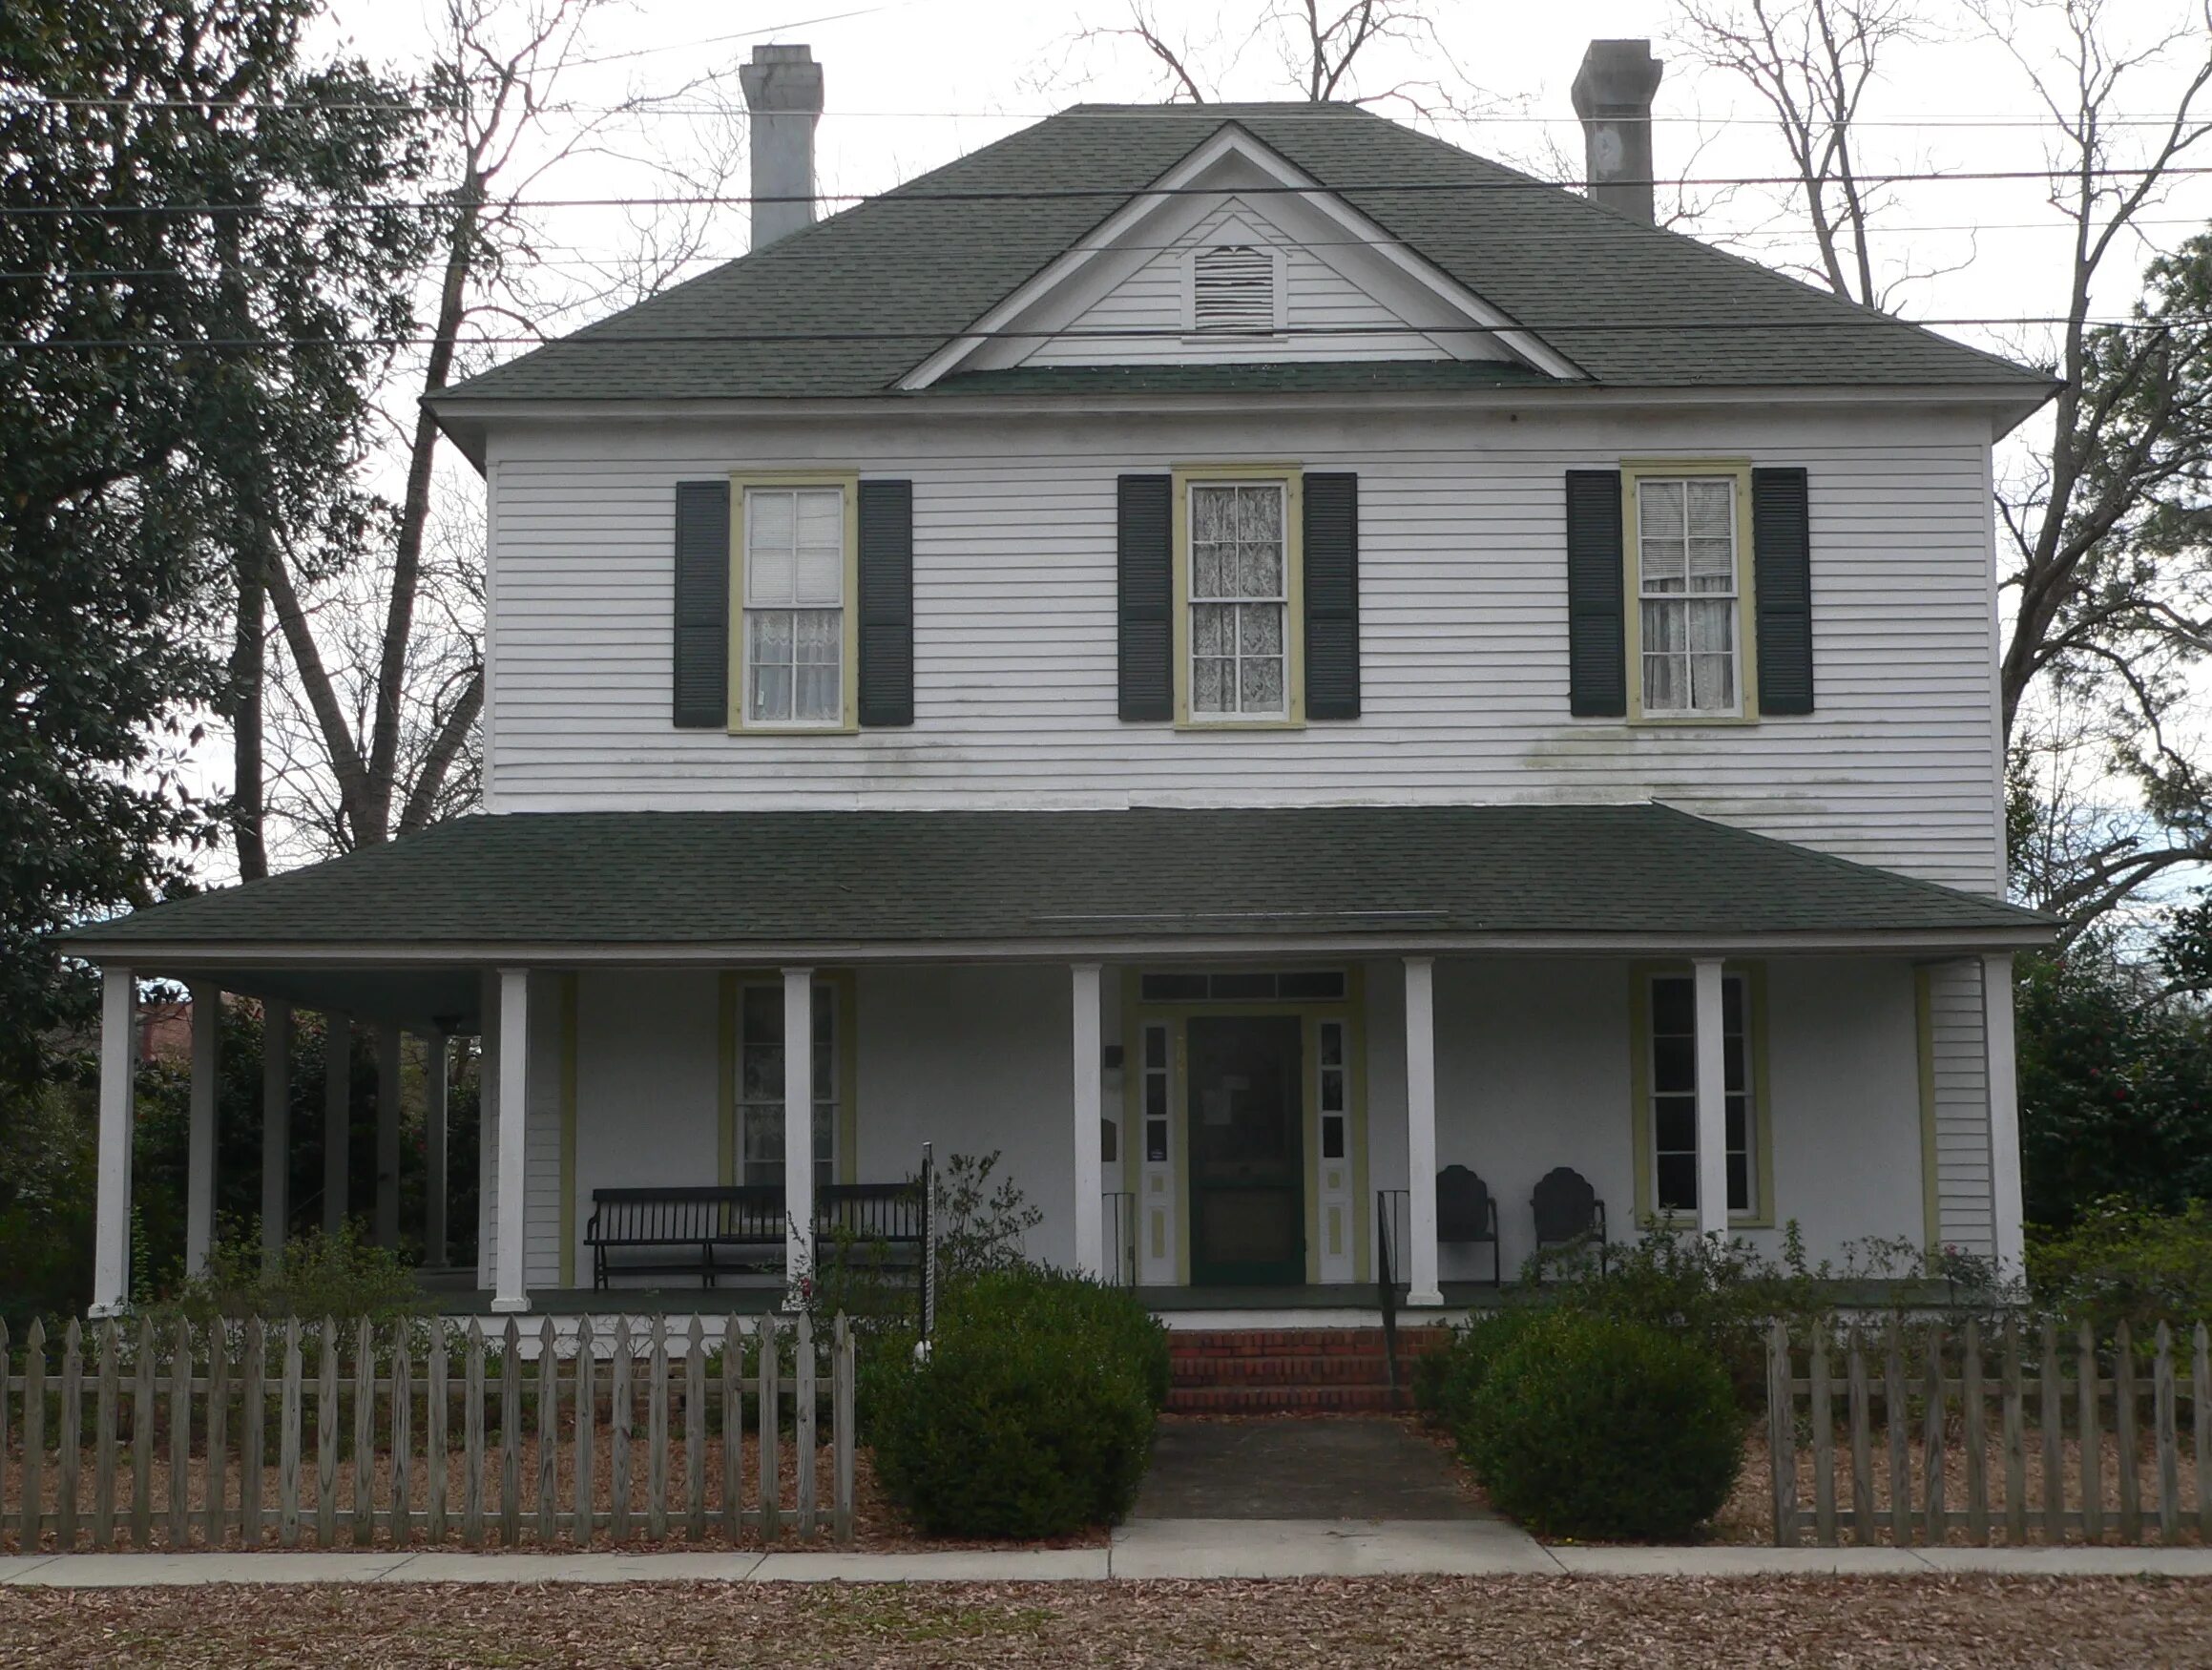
(1764, 1315, 2211, 1547)
(0, 1312, 856, 1553)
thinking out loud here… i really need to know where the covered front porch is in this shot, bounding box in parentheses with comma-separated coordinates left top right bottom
(60, 804, 2051, 1320)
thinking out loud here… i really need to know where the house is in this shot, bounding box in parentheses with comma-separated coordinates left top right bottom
(68, 39, 2055, 1323)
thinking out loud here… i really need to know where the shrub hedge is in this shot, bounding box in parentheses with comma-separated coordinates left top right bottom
(864, 1268, 1167, 1537)
(1458, 1310, 1743, 1541)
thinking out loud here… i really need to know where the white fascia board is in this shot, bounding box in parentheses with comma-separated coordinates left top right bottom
(74, 925, 2053, 970)
(895, 122, 1583, 390)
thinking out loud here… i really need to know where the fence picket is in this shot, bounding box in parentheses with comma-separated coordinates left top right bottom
(685, 1318, 706, 1540)
(610, 1317, 632, 1544)
(316, 1319, 339, 1549)
(168, 1324, 190, 1547)
(241, 1320, 265, 1548)
(279, 1320, 302, 1549)
(2197, 1324, 2211, 1544)
(720, 1318, 747, 1539)
(1922, 1325, 1947, 1545)
(648, 1317, 669, 1540)
(2002, 1318, 2026, 1546)
(131, 1316, 153, 1550)
(2040, 1323, 2064, 1544)
(833, 1317, 855, 1547)
(798, 1313, 819, 1538)
(204, 1328, 227, 1549)
(59, 1321, 82, 1553)
(1847, 1326, 1873, 1543)
(760, 1316, 782, 1544)
(94, 1320, 117, 1552)
(462, 1321, 485, 1549)
(21, 1320, 45, 1554)
(352, 1318, 374, 1547)
(427, 1329, 449, 1544)
(2156, 1323, 2181, 1544)
(1963, 1319, 1989, 1546)
(1809, 1326, 1835, 1546)
(574, 1319, 595, 1547)
(1886, 1320, 1909, 1544)
(500, 1317, 521, 1548)
(1767, 1320, 1796, 1547)
(536, 1319, 558, 1546)
(2079, 1321, 2102, 1544)
(2117, 1320, 2142, 1545)
(391, 1340, 413, 1548)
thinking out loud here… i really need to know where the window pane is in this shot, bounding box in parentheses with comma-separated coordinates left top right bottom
(1192, 542, 1227, 598)
(1240, 655, 1284, 714)
(1642, 599, 1687, 652)
(1239, 604, 1283, 656)
(1726, 1151, 1750, 1213)
(1320, 1073, 1344, 1114)
(1192, 487, 1232, 543)
(793, 543, 842, 607)
(1690, 653, 1734, 712)
(1724, 1035, 1747, 1096)
(1193, 658, 1232, 714)
(795, 489, 841, 552)
(1318, 1022, 1344, 1066)
(1192, 603, 1233, 657)
(1722, 976, 1745, 1033)
(1283, 971, 1346, 1001)
(812, 1102, 834, 1163)
(1688, 539, 1735, 593)
(1686, 599, 1734, 652)
(1143, 1024, 1172, 1065)
(742, 1103, 783, 1171)
(1322, 1116, 1346, 1160)
(1145, 1075, 1166, 1119)
(747, 491, 794, 554)
(751, 661, 792, 724)
(1725, 1095, 1748, 1149)
(1657, 1153, 1697, 1213)
(1685, 478, 1733, 539)
(1640, 479, 1685, 541)
(1652, 1034, 1695, 1095)
(1146, 1119, 1169, 1162)
(1654, 1096, 1696, 1154)
(750, 610, 793, 661)
(1238, 539, 1282, 598)
(1650, 976, 1694, 1035)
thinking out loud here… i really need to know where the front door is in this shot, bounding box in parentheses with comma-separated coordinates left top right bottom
(1187, 1014, 1304, 1285)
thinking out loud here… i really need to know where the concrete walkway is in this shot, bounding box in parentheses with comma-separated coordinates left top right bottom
(7, 1536, 2212, 1586)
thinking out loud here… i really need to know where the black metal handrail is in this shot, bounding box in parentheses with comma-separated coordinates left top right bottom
(1376, 1187, 1410, 1408)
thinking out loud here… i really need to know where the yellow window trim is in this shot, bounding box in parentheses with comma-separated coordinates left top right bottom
(726, 472, 862, 735)
(720, 969, 859, 1187)
(1627, 960, 1776, 1230)
(1619, 458, 1760, 727)
(1170, 463, 1305, 730)
(1120, 968, 1367, 1285)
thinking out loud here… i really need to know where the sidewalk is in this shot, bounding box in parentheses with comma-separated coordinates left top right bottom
(6, 1525, 2212, 1585)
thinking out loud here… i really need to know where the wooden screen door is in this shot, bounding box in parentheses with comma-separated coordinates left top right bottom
(1187, 1014, 1305, 1285)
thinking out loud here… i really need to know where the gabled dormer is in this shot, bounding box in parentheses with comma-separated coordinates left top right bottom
(901, 124, 1583, 386)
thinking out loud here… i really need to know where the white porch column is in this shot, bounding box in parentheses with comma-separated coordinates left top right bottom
(425, 1031, 449, 1268)
(374, 1025, 403, 1249)
(90, 968, 136, 1318)
(1982, 951, 2026, 1278)
(1403, 956, 1443, 1307)
(782, 967, 816, 1301)
(323, 1012, 350, 1234)
(261, 1000, 291, 1271)
(185, 982, 220, 1277)
(491, 969, 531, 1312)
(1071, 962, 1104, 1280)
(1693, 957, 1729, 1239)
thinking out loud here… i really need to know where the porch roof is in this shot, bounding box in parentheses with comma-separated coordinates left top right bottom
(66, 804, 2050, 965)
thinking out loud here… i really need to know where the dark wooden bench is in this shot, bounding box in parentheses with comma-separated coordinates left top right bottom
(585, 1181, 928, 1290)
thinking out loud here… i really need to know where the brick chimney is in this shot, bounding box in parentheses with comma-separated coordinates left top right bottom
(1571, 39, 1664, 224)
(741, 44, 824, 251)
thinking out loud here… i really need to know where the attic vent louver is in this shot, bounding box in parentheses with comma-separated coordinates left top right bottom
(1192, 244, 1277, 334)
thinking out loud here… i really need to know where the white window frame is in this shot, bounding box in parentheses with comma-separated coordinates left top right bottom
(1646, 971, 1757, 1220)
(1624, 464, 1758, 723)
(736, 979, 840, 1193)
(729, 475, 858, 732)
(1178, 472, 1301, 725)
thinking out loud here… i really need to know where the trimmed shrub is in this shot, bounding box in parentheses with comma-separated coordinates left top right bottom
(865, 1268, 1165, 1537)
(1412, 1309, 1543, 1449)
(1459, 1311, 1743, 1540)
(2029, 1197, 2212, 1335)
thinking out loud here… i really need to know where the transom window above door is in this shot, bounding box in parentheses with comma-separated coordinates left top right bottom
(1188, 480, 1290, 720)
(741, 484, 847, 727)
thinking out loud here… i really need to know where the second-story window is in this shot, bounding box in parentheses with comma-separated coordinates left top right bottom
(743, 486, 845, 725)
(1189, 481, 1288, 720)
(1636, 475, 1742, 717)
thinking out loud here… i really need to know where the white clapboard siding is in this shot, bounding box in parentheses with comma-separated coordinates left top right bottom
(1023, 198, 1468, 365)
(523, 972, 564, 1289)
(1928, 957, 1996, 1257)
(483, 403, 2005, 894)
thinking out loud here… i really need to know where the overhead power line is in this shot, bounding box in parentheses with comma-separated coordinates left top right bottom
(3, 160, 2212, 219)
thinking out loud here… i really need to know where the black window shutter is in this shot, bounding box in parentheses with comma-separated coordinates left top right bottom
(1565, 470, 1626, 717)
(672, 479, 730, 727)
(857, 479, 915, 727)
(1752, 467, 1814, 716)
(1117, 474, 1174, 721)
(1303, 472, 1361, 720)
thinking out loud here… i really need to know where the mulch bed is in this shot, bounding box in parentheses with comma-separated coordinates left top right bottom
(4, 1576, 2209, 1667)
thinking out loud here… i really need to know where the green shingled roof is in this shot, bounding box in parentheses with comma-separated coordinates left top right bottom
(433, 102, 2051, 408)
(67, 804, 2051, 953)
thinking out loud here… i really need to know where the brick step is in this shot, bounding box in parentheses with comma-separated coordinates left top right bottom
(1171, 1353, 1391, 1387)
(1164, 1385, 1407, 1414)
(1168, 1327, 1451, 1358)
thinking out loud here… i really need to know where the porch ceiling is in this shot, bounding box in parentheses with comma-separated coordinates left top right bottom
(60, 803, 2053, 966)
